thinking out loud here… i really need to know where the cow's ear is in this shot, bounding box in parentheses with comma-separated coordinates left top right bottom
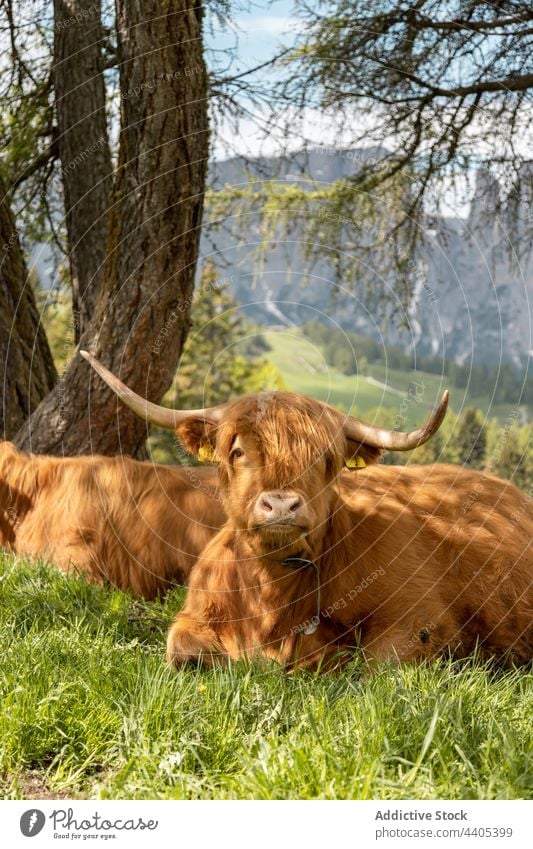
(175, 418, 219, 463)
(344, 439, 382, 470)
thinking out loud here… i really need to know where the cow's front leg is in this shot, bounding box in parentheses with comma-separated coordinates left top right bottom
(166, 615, 225, 667)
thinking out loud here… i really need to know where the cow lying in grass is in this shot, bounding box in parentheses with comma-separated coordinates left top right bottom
(0, 441, 224, 598)
(83, 351, 533, 669)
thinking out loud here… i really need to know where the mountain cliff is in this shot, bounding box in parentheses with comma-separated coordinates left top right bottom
(204, 151, 533, 371)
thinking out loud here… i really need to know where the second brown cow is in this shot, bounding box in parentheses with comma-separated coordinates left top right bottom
(0, 441, 224, 598)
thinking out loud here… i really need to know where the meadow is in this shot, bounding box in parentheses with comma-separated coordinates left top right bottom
(1, 553, 532, 800)
(264, 331, 523, 425)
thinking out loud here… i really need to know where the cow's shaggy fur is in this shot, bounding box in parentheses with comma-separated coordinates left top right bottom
(0, 442, 224, 598)
(167, 393, 533, 670)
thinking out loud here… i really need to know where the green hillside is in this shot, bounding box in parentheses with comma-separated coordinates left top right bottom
(265, 330, 528, 426)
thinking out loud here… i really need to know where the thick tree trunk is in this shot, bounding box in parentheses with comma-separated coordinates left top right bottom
(53, 0, 113, 340)
(0, 179, 57, 439)
(15, 0, 209, 456)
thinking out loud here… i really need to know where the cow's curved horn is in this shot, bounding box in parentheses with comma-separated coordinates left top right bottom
(80, 351, 225, 428)
(343, 390, 449, 450)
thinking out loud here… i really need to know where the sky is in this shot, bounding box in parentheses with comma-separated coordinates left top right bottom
(205, 0, 310, 160)
(204, 1, 391, 167)
(206, 0, 298, 74)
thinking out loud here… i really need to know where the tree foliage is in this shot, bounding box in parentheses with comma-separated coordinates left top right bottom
(207, 167, 422, 317)
(452, 406, 487, 468)
(204, 1, 533, 317)
(0, 1, 60, 248)
(282, 0, 533, 242)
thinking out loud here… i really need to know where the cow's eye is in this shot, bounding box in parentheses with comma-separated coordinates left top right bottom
(229, 447, 245, 461)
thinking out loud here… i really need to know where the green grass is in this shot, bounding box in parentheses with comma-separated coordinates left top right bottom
(1, 553, 532, 800)
(265, 330, 522, 424)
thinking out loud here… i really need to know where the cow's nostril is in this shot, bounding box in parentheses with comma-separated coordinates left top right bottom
(257, 491, 302, 521)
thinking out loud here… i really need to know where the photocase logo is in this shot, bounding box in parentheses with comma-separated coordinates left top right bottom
(20, 809, 46, 837)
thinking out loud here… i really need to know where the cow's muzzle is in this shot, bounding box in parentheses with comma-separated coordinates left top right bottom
(252, 489, 305, 529)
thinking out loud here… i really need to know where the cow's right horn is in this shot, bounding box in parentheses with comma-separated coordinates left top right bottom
(343, 390, 449, 450)
(80, 351, 225, 428)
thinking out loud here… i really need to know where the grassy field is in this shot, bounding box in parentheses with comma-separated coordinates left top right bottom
(1, 553, 532, 800)
(264, 330, 522, 425)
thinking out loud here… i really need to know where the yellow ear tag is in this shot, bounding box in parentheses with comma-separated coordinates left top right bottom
(198, 444, 215, 463)
(346, 456, 366, 469)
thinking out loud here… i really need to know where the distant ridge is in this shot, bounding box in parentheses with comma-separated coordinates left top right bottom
(203, 150, 533, 371)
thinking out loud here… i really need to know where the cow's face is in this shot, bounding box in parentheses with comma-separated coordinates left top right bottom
(80, 353, 448, 560)
(176, 393, 378, 559)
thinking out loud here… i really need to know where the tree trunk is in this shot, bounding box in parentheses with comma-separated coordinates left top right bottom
(53, 0, 113, 340)
(15, 0, 209, 456)
(0, 178, 57, 439)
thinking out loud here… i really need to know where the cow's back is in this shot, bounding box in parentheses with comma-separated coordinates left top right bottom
(340, 463, 531, 553)
(2, 445, 224, 597)
(338, 464, 533, 661)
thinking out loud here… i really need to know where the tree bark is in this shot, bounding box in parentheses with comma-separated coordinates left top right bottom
(53, 0, 113, 339)
(0, 178, 57, 439)
(15, 0, 209, 456)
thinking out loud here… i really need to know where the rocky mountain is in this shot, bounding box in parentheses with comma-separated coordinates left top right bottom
(32, 148, 532, 371)
(203, 151, 533, 372)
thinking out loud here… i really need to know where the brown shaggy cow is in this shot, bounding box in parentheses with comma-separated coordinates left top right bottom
(83, 351, 533, 669)
(0, 441, 224, 598)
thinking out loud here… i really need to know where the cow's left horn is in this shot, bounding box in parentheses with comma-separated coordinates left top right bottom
(343, 390, 449, 450)
(80, 351, 225, 428)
